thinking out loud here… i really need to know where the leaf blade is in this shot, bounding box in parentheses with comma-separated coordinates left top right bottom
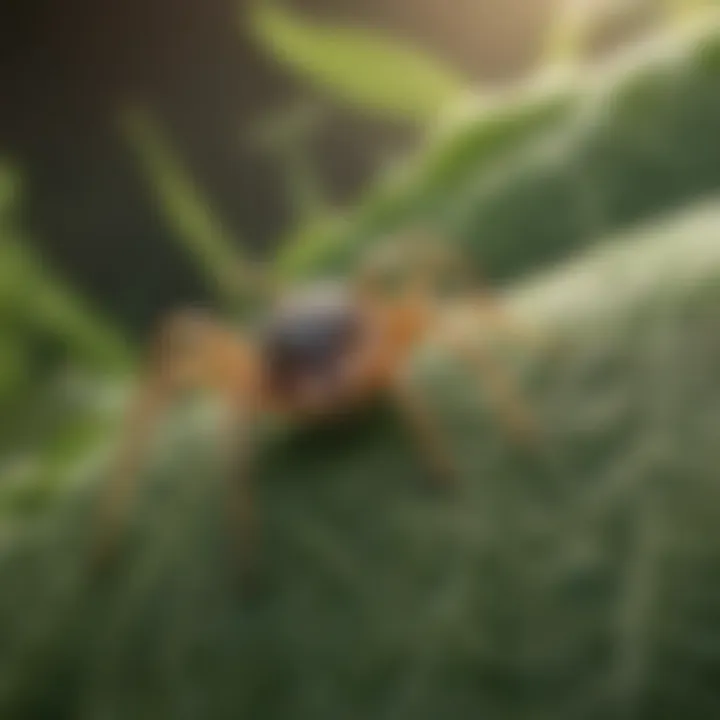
(249, 3, 469, 122)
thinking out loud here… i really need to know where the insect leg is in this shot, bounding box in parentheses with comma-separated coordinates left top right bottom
(390, 373, 458, 490)
(446, 331, 539, 448)
(92, 310, 260, 571)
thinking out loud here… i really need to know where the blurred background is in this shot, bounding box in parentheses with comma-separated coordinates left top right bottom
(3, 1, 720, 718)
(0, 0, 671, 330)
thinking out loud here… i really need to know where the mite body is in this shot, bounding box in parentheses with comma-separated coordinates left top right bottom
(260, 283, 366, 408)
(93, 239, 536, 574)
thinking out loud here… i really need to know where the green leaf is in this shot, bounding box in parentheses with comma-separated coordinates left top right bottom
(0, 163, 130, 372)
(121, 108, 260, 310)
(249, 3, 469, 122)
(277, 15, 720, 282)
(0, 240, 131, 370)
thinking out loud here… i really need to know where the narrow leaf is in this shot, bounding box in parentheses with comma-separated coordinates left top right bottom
(249, 3, 469, 122)
(121, 108, 255, 309)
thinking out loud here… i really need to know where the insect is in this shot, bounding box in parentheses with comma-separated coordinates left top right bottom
(93, 234, 537, 573)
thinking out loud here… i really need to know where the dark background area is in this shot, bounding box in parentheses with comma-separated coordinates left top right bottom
(0, 0, 563, 332)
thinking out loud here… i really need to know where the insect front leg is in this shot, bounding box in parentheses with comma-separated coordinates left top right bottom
(92, 310, 261, 572)
(92, 368, 172, 571)
(216, 402, 263, 581)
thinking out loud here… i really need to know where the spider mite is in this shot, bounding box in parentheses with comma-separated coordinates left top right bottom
(93, 235, 537, 573)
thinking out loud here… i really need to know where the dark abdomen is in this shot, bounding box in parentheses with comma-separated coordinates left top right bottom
(260, 285, 363, 399)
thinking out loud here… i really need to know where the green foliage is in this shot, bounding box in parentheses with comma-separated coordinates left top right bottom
(3, 201, 720, 718)
(0, 163, 129, 529)
(541, 0, 715, 65)
(249, 2, 469, 122)
(121, 109, 253, 311)
(277, 78, 575, 278)
(0, 241, 130, 372)
(246, 102, 331, 224)
(0, 170, 127, 472)
(0, 165, 130, 373)
(0, 373, 119, 519)
(277, 13, 720, 282)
